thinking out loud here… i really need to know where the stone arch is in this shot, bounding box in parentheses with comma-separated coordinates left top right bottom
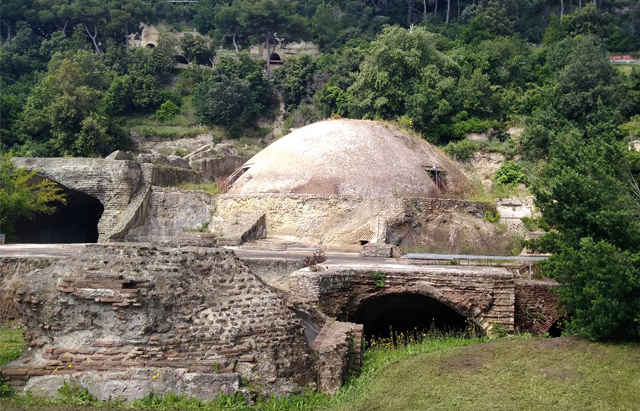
(145, 43, 156, 48)
(174, 54, 189, 64)
(13, 177, 104, 243)
(350, 292, 475, 340)
(270, 53, 282, 62)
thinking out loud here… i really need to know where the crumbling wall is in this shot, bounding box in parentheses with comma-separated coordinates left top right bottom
(514, 280, 563, 335)
(213, 194, 491, 251)
(124, 187, 216, 242)
(311, 321, 363, 394)
(0, 245, 317, 399)
(11, 158, 198, 242)
(0, 258, 56, 325)
(290, 265, 515, 333)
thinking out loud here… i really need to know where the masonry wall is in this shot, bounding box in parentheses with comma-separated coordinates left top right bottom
(124, 187, 216, 242)
(214, 194, 491, 250)
(0, 245, 316, 400)
(290, 265, 516, 333)
(514, 280, 562, 335)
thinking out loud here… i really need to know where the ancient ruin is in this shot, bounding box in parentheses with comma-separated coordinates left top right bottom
(1, 119, 561, 401)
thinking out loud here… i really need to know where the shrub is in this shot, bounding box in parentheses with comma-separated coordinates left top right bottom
(156, 100, 180, 122)
(444, 139, 480, 161)
(494, 161, 525, 185)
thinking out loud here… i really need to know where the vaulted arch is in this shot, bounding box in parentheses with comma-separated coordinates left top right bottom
(350, 293, 475, 340)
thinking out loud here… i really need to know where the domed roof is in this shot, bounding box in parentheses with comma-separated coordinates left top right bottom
(228, 119, 472, 197)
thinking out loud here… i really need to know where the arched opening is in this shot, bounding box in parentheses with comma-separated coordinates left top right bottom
(174, 54, 189, 64)
(351, 293, 473, 341)
(547, 316, 567, 338)
(145, 43, 156, 48)
(269, 53, 283, 64)
(13, 180, 103, 244)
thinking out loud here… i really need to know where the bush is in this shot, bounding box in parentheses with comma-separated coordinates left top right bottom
(156, 100, 181, 122)
(444, 139, 480, 161)
(452, 117, 491, 138)
(494, 161, 525, 185)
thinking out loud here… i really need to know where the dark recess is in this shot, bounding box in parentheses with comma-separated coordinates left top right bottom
(351, 293, 471, 341)
(14, 183, 103, 244)
(174, 55, 189, 64)
(547, 317, 567, 338)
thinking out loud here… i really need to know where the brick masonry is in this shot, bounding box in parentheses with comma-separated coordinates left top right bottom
(0, 244, 319, 399)
(514, 280, 563, 335)
(311, 321, 363, 394)
(290, 265, 516, 333)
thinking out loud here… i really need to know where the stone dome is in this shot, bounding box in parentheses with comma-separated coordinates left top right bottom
(228, 119, 472, 197)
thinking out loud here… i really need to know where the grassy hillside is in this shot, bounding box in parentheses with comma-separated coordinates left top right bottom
(2, 330, 640, 411)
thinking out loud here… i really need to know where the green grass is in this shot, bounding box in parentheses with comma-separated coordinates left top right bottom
(613, 63, 636, 76)
(3, 328, 640, 411)
(0, 327, 24, 366)
(178, 182, 219, 196)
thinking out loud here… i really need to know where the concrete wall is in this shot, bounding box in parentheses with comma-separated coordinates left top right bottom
(124, 187, 216, 242)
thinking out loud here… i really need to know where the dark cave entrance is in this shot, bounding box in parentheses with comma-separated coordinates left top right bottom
(547, 316, 567, 338)
(351, 293, 473, 341)
(174, 54, 189, 64)
(13, 180, 103, 243)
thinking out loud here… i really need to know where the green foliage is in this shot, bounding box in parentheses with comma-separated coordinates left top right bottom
(273, 54, 316, 108)
(0, 157, 66, 241)
(179, 33, 214, 66)
(444, 139, 480, 161)
(370, 271, 386, 288)
(484, 211, 501, 223)
(17, 50, 124, 157)
(493, 161, 525, 185)
(542, 239, 640, 340)
(156, 100, 180, 122)
(56, 380, 97, 406)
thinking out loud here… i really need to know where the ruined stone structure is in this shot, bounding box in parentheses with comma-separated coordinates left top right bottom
(0, 244, 562, 400)
(0, 245, 363, 399)
(290, 265, 516, 334)
(514, 280, 563, 335)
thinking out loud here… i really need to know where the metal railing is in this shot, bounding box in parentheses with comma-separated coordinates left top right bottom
(405, 253, 549, 279)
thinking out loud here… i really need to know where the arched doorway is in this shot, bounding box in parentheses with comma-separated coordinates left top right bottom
(269, 53, 283, 62)
(174, 54, 189, 64)
(145, 43, 156, 48)
(13, 181, 103, 243)
(350, 293, 473, 341)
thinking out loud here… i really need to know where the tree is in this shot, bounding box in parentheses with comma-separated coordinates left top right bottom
(18, 50, 123, 157)
(273, 54, 316, 107)
(213, 1, 249, 53)
(0, 157, 66, 241)
(179, 33, 215, 66)
(239, 0, 309, 76)
(348, 26, 458, 123)
(542, 239, 640, 340)
(531, 119, 640, 340)
(555, 36, 622, 121)
(194, 73, 256, 128)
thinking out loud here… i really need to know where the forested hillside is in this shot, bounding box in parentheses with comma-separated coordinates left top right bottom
(2, 0, 640, 340)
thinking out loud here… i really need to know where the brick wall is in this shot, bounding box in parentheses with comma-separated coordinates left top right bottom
(514, 280, 563, 335)
(290, 265, 515, 334)
(0, 245, 316, 400)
